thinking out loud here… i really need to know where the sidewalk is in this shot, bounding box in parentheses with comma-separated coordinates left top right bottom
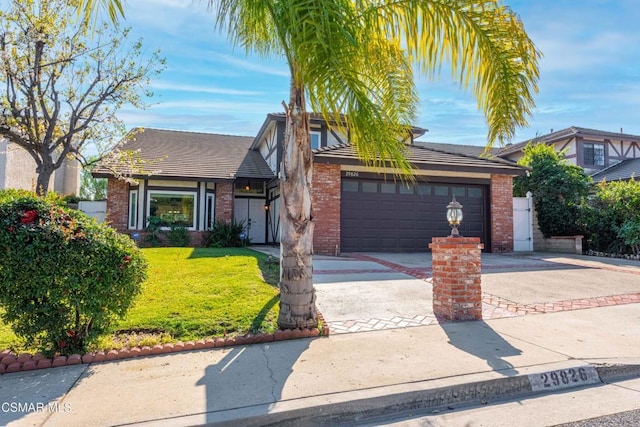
(1, 251, 639, 426)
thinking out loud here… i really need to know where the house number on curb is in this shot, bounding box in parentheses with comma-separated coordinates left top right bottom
(528, 366, 599, 392)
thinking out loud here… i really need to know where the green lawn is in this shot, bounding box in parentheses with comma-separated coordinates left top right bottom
(0, 247, 281, 352)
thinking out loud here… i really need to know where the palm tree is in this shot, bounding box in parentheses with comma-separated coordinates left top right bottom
(209, 0, 540, 330)
(78, 0, 540, 330)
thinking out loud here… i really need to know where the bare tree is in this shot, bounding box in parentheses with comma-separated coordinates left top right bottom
(0, 0, 164, 195)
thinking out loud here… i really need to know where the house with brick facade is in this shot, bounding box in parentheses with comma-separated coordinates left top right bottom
(94, 114, 526, 254)
(499, 126, 640, 182)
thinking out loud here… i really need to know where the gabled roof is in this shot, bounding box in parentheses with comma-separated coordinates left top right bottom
(499, 126, 640, 156)
(590, 158, 640, 183)
(252, 112, 428, 149)
(93, 128, 275, 181)
(313, 143, 526, 176)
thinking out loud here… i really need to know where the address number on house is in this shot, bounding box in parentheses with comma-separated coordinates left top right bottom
(344, 171, 359, 177)
(528, 366, 599, 392)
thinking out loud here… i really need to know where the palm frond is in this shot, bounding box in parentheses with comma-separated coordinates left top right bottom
(74, 0, 125, 23)
(360, 0, 541, 147)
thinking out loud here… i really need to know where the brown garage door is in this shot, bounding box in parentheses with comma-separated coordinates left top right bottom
(341, 178, 488, 252)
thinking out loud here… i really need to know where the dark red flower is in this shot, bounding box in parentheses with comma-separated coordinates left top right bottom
(7, 226, 15, 232)
(66, 330, 76, 337)
(123, 255, 131, 263)
(20, 210, 38, 224)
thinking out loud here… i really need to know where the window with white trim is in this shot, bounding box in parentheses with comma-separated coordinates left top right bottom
(128, 190, 138, 229)
(147, 190, 197, 229)
(206, 193, 215, 230)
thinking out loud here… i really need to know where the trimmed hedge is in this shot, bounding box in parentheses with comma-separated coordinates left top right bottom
(0, 191, 147, 355)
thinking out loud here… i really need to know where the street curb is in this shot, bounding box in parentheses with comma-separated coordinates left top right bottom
(205, 364, 640, 426)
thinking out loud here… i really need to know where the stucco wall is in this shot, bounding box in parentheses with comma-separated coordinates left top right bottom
(0, 140, 80, 195)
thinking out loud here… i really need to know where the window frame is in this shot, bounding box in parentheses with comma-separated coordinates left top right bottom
(583, 142, 605, 167)
(205, 193, 215, 230)
(310, 130, 321, 150)
(128, 189, 138, 230)
(146, 190, 198, 230)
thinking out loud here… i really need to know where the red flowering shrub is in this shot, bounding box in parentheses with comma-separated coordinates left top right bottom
(0, 190, 147, 355)
(20, 209, 38, 224)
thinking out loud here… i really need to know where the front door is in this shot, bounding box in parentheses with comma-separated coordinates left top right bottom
(234, 198, 267, 244)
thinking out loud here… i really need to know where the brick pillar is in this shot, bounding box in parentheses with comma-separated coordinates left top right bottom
(490, 174, 514, 253)
(106, 178, 129, 232)
(312, 163, 341, 255)
(215, 182, 234, 223)
(429, 237, 484, 321)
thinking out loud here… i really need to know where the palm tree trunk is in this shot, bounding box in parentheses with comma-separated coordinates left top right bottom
(277, 80, 317, 330)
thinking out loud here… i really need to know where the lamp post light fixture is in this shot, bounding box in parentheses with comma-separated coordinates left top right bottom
(446, 195, 464, 237)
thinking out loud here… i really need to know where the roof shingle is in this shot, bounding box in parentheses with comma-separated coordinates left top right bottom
(93, 128, 275, 181)
(314, 143, 525, 175)
(591, 158, 640, 183)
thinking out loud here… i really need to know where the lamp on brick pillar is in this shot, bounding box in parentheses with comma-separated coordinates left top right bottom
(446, 195, 463, 237)
(430, 194, 483, 321)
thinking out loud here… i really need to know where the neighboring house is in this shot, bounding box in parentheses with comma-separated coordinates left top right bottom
(499, 126, 640, 180)
(94, 114, 527, 254)
(0, 138, 80, 195)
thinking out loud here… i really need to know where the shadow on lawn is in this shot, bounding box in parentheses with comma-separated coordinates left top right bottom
(249, 295, 280, 334)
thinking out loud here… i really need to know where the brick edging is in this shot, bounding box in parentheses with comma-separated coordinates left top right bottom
(0, 309, 330, 375)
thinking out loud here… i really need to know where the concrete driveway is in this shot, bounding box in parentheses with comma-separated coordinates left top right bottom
(313, 251, 640, 334)
(251, 246, 640, 334)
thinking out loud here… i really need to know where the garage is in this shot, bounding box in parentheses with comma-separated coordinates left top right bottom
(340, 176, 488, 252)
(312, 143, 526, 255)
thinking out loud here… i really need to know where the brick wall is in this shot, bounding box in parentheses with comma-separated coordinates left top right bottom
(490, 174, 514, 253)
(312, 163, 341, 255)
(106, 178, 129, 232)
(215, 182, 234, 223)
(429, 237, 484, 321)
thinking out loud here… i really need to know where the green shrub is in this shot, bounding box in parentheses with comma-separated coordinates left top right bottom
(204, 220, 248, 247)
(166, 224, 190, 247)
(0, 191, 147, 355)
(514, 143, 591, 237)
(143, 216, 164, 246)
(616, 219, 640, 255)
(583, 179, 640, 253)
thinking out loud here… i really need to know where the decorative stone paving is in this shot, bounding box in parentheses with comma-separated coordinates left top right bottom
(482, 292, 640, 316)
(327, 314, 440, 334)
(314, 269, 392, 275)
(321, 254, 640, 335)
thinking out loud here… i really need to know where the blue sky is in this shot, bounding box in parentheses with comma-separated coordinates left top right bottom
(117, 0, 640, 147)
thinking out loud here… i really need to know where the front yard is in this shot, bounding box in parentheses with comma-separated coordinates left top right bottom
(0, 247, 281, 353)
